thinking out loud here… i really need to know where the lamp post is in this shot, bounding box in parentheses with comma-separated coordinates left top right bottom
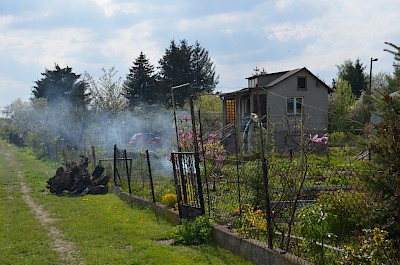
(367, 57, 378, 131)
(369, 57, 378, 94)
(171, 83, 190, 151)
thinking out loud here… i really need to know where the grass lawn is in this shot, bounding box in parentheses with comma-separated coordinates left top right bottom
(0, 140, 253, 265)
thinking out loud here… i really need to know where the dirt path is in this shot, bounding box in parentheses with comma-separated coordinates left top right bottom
(4, 146, 84, 265)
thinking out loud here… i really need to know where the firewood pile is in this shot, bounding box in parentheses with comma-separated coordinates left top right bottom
(47, 155, 109, 195)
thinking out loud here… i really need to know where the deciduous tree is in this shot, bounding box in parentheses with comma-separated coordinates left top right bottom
(86, 67, 128, 113)
(336, 59, 367, 97)
(328, 79, 356, 132)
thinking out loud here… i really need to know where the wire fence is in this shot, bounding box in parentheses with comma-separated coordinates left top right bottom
(108, 136, 387, 263)
(111, 145, 175, 203)
(4, 106, 395, 264)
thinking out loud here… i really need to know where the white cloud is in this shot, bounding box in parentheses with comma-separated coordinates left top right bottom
(176, 12, 248, 34)
(275, 0, 295, 10)
(266, 23, 317, 42)
(88, 0, 140, 17)
(100, 21, 162, 65)
(0, 15, 14, 29)
(2, 27, 93, 68)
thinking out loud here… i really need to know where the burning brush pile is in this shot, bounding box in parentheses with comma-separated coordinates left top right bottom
(47, 156, 109, 195)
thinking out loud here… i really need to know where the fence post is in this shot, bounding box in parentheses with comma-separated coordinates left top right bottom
(171, 153, 183, 220)
(146, 150, 156, 203)
(257, 91, 273, 249)
(190, 96, 205, 215)
(91, 145, 97, 168)
(198, 109, 211, 216)
(124, 149, 132, 196)
(234, 123, 242, 215)
(113, 144, 117, 185)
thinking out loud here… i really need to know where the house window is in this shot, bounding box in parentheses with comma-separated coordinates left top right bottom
(225, 99, 236, 125)
(286, 97, 303, 115)
(297, 76, 307, 90)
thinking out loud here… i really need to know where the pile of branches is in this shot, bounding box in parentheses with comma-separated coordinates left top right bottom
(47, 155, 109, 195)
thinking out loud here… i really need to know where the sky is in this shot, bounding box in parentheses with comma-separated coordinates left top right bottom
(0, 0, 399, 111)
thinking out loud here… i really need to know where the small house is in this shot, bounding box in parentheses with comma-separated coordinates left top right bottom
(220, 67, 331, 152)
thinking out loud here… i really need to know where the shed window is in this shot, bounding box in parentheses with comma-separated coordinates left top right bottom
(297, 76, 307, 90)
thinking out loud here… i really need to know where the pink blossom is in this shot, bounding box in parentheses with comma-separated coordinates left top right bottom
(208, 133, 218, 139)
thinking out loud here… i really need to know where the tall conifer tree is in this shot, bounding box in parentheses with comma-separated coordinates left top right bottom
(32, 64, 89, 107)
(123, 52, 157, 107)
(158, 39, 218, 107)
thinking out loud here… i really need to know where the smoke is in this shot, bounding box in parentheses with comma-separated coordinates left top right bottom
(4, 98, 177, 153)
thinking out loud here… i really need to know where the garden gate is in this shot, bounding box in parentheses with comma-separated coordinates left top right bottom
(171, 152, 205, 220)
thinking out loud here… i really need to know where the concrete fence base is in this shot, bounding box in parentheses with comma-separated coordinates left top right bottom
(112, 184, 311, 265)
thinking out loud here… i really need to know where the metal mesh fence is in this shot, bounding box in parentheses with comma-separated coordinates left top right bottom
(112, 146, 175, 203)
(111, 137, 386, 264)
(201, 153, 390, 264)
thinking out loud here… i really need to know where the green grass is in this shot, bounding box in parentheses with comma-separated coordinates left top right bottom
(0, 145, 61, 264)
(0, 140, 253, 265)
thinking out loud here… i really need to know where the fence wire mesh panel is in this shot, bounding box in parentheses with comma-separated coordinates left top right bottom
(109, 138, 394, 264)
(204, 159, 264, 224)
(112, 145, 132, 194)
(202, 151, 387, 264)
(112, 145, 175, 203)
(131, 150, 175, 202)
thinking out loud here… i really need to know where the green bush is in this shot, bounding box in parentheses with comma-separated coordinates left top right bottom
(328, 132, 347, 147)
(174, 215, 212, 245)
(316, 190, 375, 239)
(297, 203, 337, 264)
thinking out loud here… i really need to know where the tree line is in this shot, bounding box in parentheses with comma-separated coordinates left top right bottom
(31, 39, 218, 112)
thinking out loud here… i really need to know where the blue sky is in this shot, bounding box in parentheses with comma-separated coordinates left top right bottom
(0, 0, 399, 110)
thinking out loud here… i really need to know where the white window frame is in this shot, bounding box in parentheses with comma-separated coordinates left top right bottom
(286, 97, 303, 115)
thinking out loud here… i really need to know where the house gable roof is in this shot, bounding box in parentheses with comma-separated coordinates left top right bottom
(264, 68, 303, 87)
(248, 67, 331, 90)
(220, 67, 332, 97)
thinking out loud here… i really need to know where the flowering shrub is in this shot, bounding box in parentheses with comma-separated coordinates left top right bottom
(236, 206, 268, 241)
(177, 115, 194, 152)
(201, 133, 226, 181)
(161, 193, 177, 208)
(341, 228, 397, 264)
(176, 115, 226, 180)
